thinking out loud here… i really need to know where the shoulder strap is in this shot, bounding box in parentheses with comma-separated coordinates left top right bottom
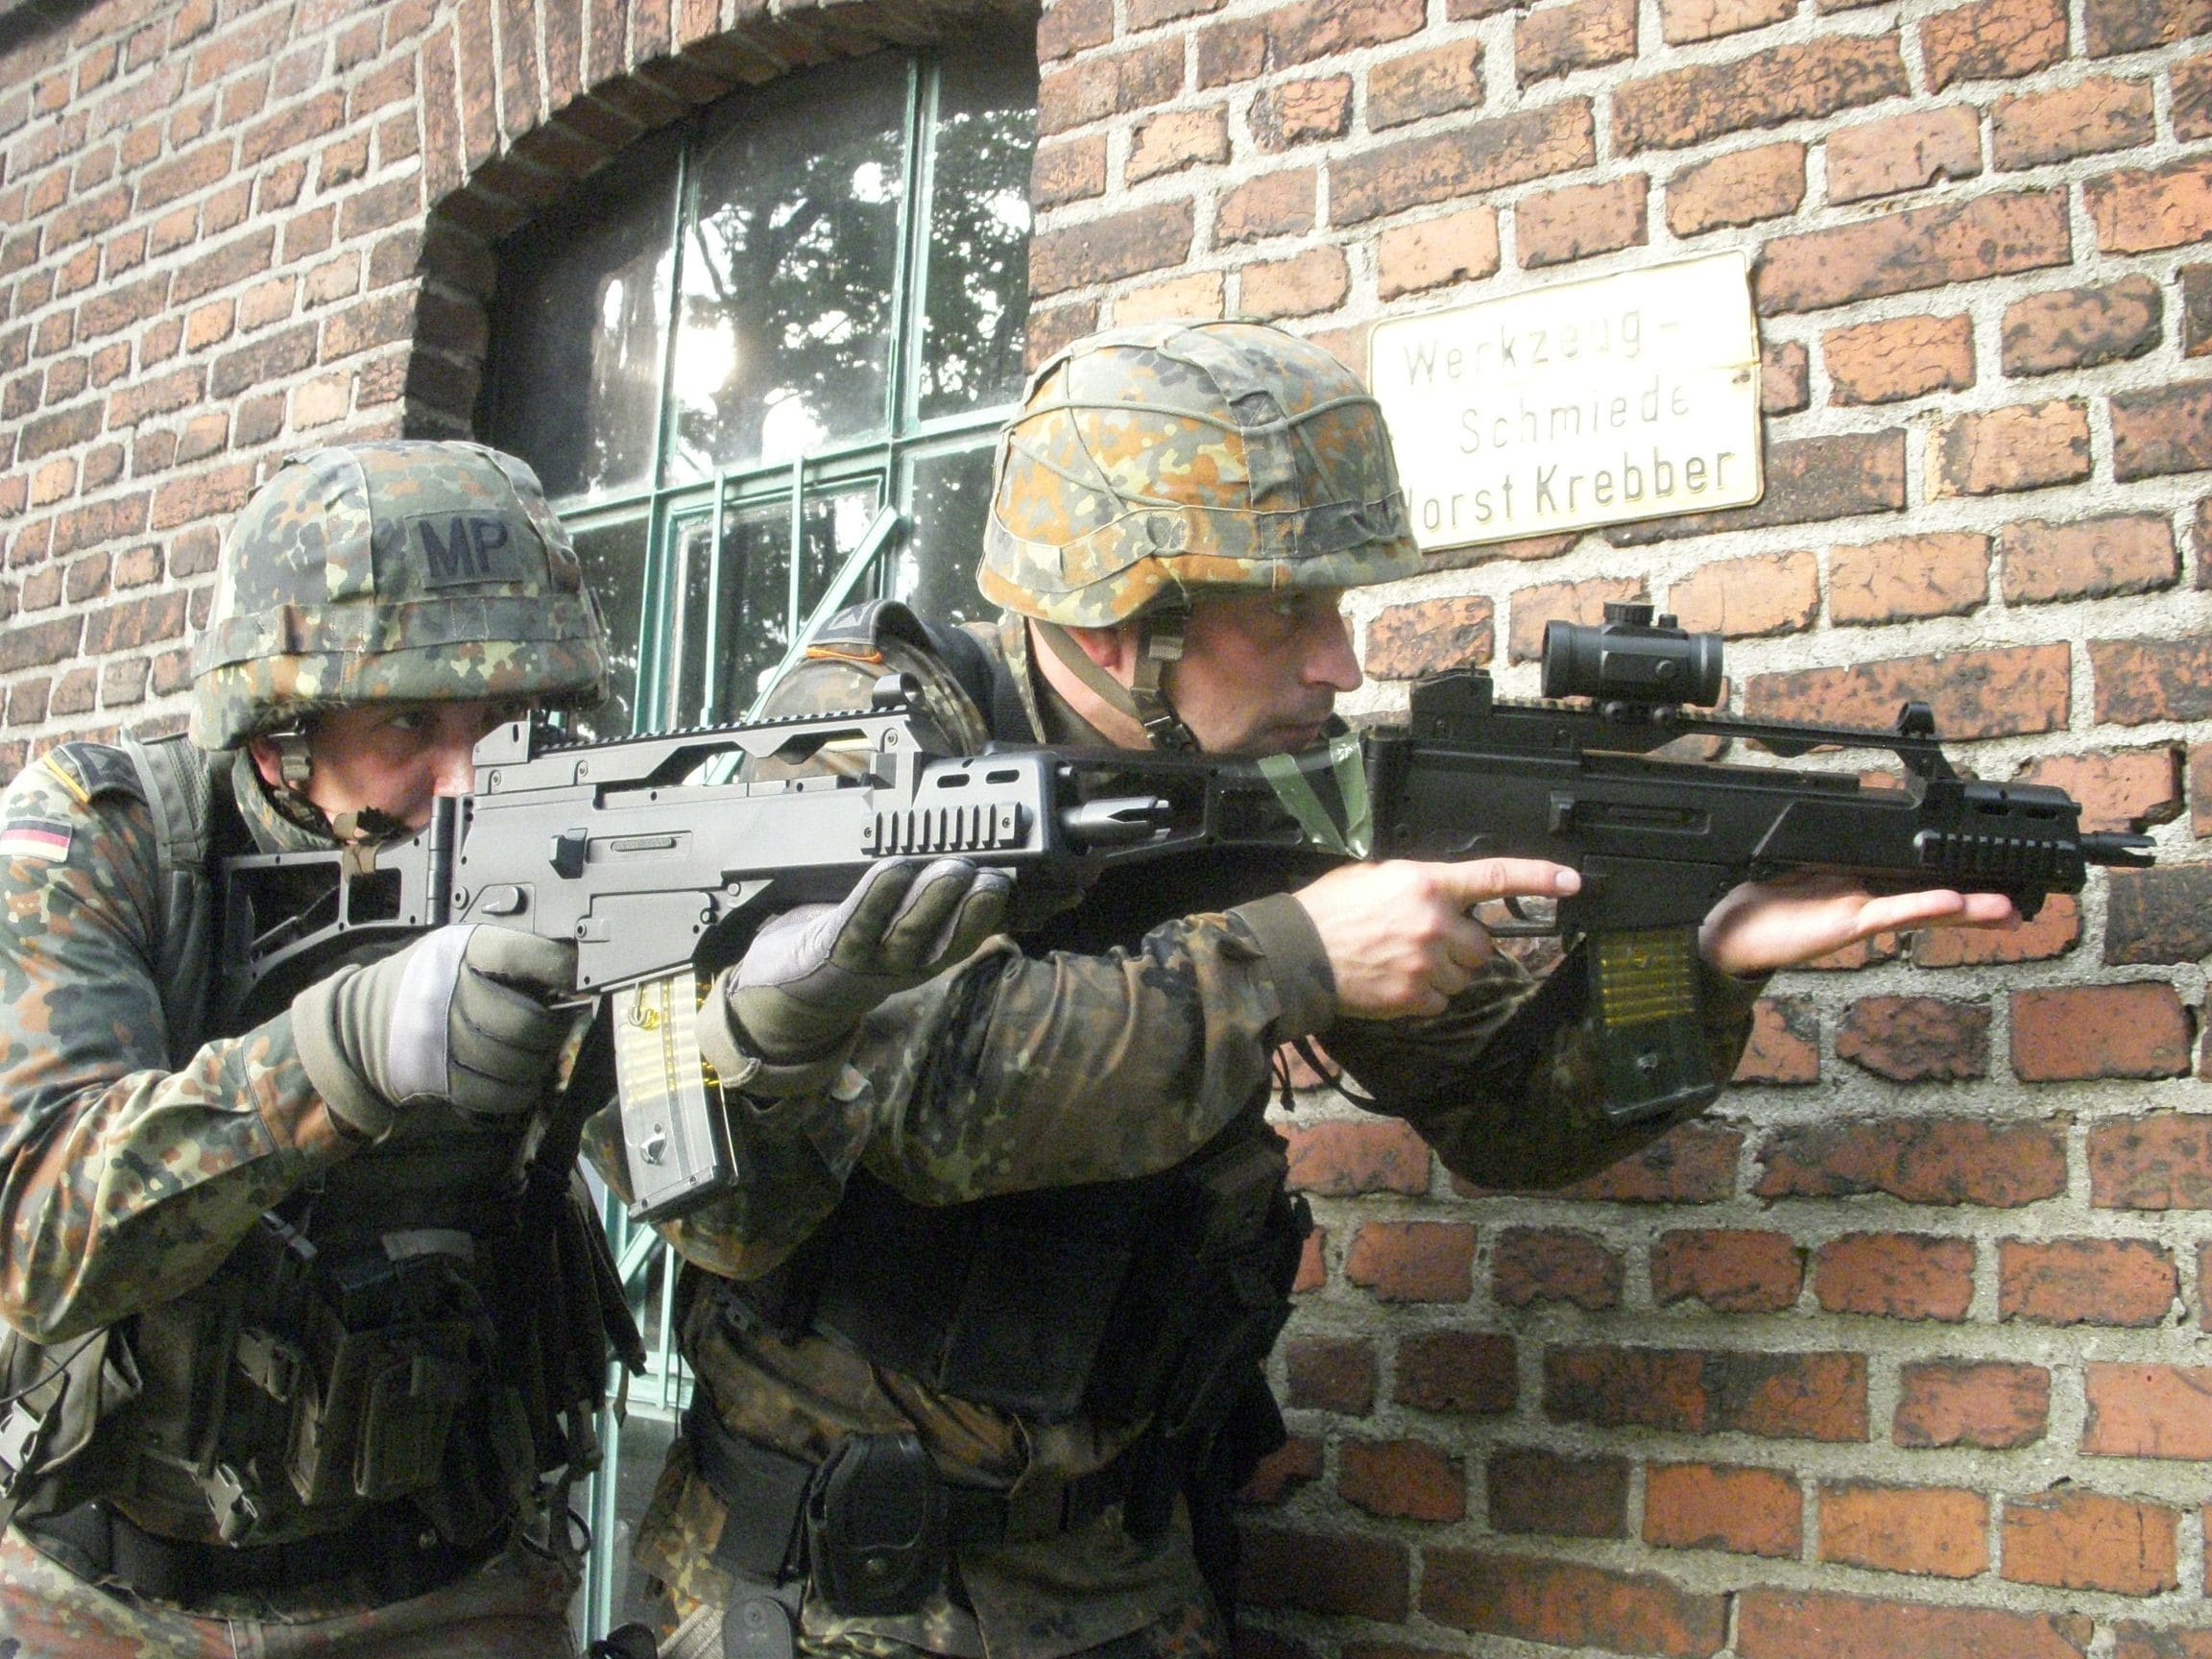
(116, 733, 226, 1066)
(807, 599, 1028, 746)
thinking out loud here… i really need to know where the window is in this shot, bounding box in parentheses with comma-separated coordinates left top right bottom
(487, 36, 1038, 741)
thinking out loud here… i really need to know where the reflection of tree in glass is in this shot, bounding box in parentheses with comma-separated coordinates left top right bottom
(673, 60, 906, 475)
(920, 42, 1037, 421)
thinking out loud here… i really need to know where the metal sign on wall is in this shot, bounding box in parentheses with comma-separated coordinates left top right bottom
(1368, 251, 1764, 551)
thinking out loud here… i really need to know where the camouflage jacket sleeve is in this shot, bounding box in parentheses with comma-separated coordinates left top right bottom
(0, 757, 359, 1342)
(636, 889, 1335, 1272)
(1319, 946, 1765, 1191)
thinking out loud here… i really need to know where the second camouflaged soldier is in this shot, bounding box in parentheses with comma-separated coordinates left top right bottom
(0, 442, 639, 1654)
(604, 322, 2020, 1659)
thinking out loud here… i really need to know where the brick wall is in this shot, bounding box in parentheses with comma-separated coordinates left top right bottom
(6, 0, 2212, 1651)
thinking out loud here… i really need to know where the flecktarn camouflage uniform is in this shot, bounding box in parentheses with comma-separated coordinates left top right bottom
(0, 442, 624, 1657)
(586, 325, 1765, 1659)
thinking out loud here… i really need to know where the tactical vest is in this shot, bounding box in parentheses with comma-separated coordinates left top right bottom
(726, 603, 1324, 1494)
(0, 733, 638, 1555)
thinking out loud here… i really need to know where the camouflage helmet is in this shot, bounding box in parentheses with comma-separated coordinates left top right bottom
(978, 320, 1423, 627)
(190, 441, 609, 750)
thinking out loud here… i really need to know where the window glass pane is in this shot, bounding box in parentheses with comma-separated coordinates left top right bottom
(672, 59, 908, 479)
(917, 39, 1037, 422)
(568, 517, 650, 740)
(680, 487, 880, 722)
(490, 140, 676, 502)
(898, 444, 996, 626)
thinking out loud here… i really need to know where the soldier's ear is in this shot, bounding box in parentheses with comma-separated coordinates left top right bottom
(1063, 620, 1141, 680)
(246, 735, 287, 792)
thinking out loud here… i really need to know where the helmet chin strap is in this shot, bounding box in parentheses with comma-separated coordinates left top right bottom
(1034, 603, 1199, 753)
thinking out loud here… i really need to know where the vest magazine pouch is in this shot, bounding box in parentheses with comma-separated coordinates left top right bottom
(804, 1431, 947, 1618)
(0, 1322, 142, 1527)
(285, 1240, 483, 1508)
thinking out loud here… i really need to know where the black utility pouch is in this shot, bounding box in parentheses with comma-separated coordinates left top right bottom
(804, 1431, 948, 1617)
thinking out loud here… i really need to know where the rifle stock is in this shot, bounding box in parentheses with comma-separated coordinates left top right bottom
(215, 628, 2152, 1217)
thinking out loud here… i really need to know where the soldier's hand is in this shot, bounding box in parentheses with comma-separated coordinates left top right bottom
(699, 857, 1011, 1077)
(294, 924, 581, 1139)
(1294, 857, 1580, 1020)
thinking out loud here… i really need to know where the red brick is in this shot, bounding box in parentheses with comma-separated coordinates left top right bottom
(1829, 532, 1989, 625)
(1651, 1230, 1803, 1313)
(1375, 208, 1500, 301)
(1616, 33, 1907, 155)
(1825, 313, 1975, 405)
(1240, 246, 1347, 319)
(1665, 549, 1816, 637)
(1394, 1330, 1516, 1415)
(2085, 1363, 2212, 1459)
(2086, 0, 2212, 55)
(1344, 1220, 1474, 1302)
(1542, 1123, 1742, 1204)
(1828, 107, 1981, 204)
(1030, 201, 1195, 298)
(1282, 1117, 1431, 1195)
(1994, 76, 2157, 170)
(2002, 512, 2176, 607)
(1756, 1118, 2066, 1206)
(1239, 1435, 1321, 1506)
(1368, 38, 1483, 132)
(1340, 1436, 1465, 1522)
(1194, 0, 1425, 88)
(2004, 1486, 2179, 1594)
(1037, 39, 1184, 136)
(1819, 1481, 1988, 1576)
(1214, 167, 1315, 246)
(1241, 1526, 1409, 1621)
(1032, 136, 1108, 210)
(2004, 275, 2164, 376)
(1517, 175, 1647, 269)
(1249, 77, 1349, 152)
(2111, 1624, 2212, 1659)
(2098, 636, 2212, 728)
(1748, 642, 2068, 740)
(1608, 429, 1905, 545)
(2112, 379, 2212, 483)
(1284, 1334, 1375, 1413)
(1737, 1589, 2091, 1658)
(1894, 1359, 2050, 1449)
(1644, 1462, 1800, 1556)
(1038, 0, 1113, 60)
(2089, 157, 2212, 254)
(1486, 1447, 1625, 1537)
(2015, 748, 2179, 837)
(1420, 1551, 1726, 1654)
(1758, 189, 2069, 314)
(2013, 982, 2191, 1081)
(1735, 996, 1818, 1085)
(1664, 142, 1805, 235)
(1931, 398, 2091, 497)
(1547, 1346, 1867, 1441)
(1836, 997, 1988, 1082)
(1492, 1227, 1621, 1310)
(2088, 1113, 2212, 1210)
(1126, 108, 1228, 182)
(1922, 0, 2067, 89)
(2002, 1238, 2176, 1327)
(1331, 101, 1596, 226)
(2184, 266, 2212, 356)
(1660, 0, 1793, 44)
(1516, 0, 1635, 87)
(1815, 1233, 1975, 1321)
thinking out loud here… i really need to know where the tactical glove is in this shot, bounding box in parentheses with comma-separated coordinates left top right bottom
(294, 924, 581, 1140)
(697, 856, 1011, 1094)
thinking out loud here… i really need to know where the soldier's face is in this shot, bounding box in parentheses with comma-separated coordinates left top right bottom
(1167, 588, 1361, 756)
(252, 700, 522, 830)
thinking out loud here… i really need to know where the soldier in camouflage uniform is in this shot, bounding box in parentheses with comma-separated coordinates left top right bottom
(588, 322, 2019, 1659)
(0, 442, 645, 1656)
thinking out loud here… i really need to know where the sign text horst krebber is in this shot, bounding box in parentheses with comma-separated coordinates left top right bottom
(1370, 252, 1765, 552)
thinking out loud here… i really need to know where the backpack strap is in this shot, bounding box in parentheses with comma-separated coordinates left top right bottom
(114, 733, 229, 1069)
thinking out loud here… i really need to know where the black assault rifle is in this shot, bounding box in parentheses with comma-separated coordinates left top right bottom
(216, 602, 2152, 1221)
